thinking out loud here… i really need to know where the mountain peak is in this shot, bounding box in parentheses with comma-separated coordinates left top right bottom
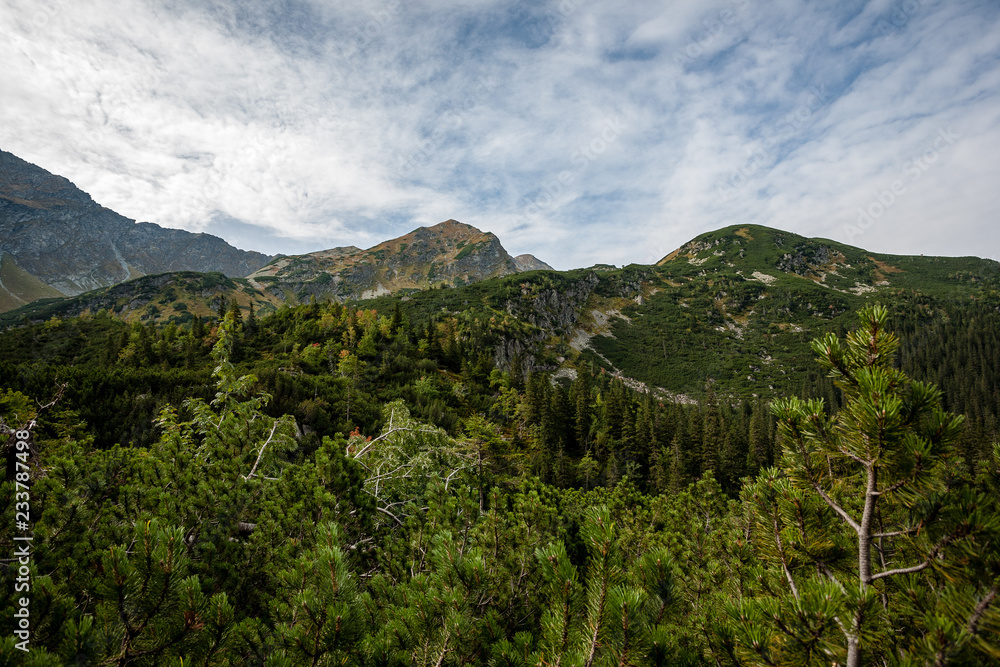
(430, 218, 475, 231)
(0, 149, 95, 208)
(406, 219, 489, 242)
(248, 219, 551, 302)
(656, 223, 1000, 297)
(0, 148, 273, 311)
(513, 254, 554, 272)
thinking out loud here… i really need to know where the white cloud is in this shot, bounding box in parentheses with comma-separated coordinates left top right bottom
(1, 0, 998, 269)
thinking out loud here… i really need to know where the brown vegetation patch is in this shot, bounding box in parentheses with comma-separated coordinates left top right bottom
(657, 247, 684, 265)
(868, 257, 903, 282)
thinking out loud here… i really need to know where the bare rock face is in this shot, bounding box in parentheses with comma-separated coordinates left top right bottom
(513, 254, 554, 272)
(250, 219, 552, 303)
(0, 150, 272, 308)
(0, 149, 557, 312)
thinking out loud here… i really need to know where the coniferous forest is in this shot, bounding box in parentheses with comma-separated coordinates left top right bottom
(2, 297, 999, 665)
(5, 0, 1000, 661)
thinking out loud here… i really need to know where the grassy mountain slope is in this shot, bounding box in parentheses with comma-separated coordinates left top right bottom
(579, 224, 1000, 397)
(5, 222, 998, 403)
(0, 252, 65, 310)
(367, 224, 1000, 400)
(0, 271, 283, 326)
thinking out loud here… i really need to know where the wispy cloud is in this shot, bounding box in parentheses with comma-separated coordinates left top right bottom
(1, 0, 998, 268)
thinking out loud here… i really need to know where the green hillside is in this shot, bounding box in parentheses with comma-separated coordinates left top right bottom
(0, 252, 64, 311)
(0, 270, 283, 327)
(2, 280, 998, 664)
(5, 224, 1000, 406)
(582, 224, 1000, 397)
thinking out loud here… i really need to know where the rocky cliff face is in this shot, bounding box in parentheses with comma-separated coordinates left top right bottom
(0, 150, 272, 309)
(513, 254, 554, 272)
(250, 219, 548, 302)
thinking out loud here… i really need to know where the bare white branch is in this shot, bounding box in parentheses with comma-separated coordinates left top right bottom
(243, 420, 281, 480)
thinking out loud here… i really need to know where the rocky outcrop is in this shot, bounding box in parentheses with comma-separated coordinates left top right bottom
(513, 254, 554, 272)
(251, 219, 551, 303)
(504, 272, 600, 333)
(776, 244, 842, 277)
(0, 150, 272, 308)
(493, 272, 601, 373)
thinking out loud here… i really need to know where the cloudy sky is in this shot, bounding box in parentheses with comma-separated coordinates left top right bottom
(1, 0, 998, 269)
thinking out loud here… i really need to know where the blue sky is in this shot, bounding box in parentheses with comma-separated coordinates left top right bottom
(1, 0, 999, 269)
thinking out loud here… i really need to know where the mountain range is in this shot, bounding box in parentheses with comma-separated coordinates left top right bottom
(0, 150, 551, 313)
(0, 150, 272, 310)
(3, 148, 999, 401)
(247, 219, 552, 303)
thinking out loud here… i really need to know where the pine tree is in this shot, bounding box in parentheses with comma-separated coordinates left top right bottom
(573, 369, 593, 453)
(717, 426, 743, 495)
(648, 443, 670, 494)
(686, 406, 703, 479)
(228, 299, 243, 328)
(91, 519, 239, 665)
(245, 301, 258, 336)
(701, 387, 721, 477)
(191, 313, 204, 339)
(272, 523, 364, 665)
(732, 304, 1000, 666)
(667, 433, 686, 494)
(746, 398, 770, 477)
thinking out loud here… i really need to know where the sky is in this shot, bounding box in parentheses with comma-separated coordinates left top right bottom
(1, 0, 999, 270)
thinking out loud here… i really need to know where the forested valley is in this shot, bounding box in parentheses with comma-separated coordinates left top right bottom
(2, 295, 999, 665)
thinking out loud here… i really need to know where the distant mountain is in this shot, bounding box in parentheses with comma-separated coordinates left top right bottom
(4, 220, 999, 402)
(248, 219, 550, 302)
(513, 254, 554, 272)
(654, 224, 999, 298)
(0, 218, 556, 325)
(0, 271, 286, 326)
(361, 223, 1000, 399)
(0, 150, 272, 311)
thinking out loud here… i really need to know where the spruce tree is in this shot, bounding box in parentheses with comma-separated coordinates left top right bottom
(746, 398, 770, 477)
(701, 387, 721, 476)
(573, 369, 593, 452)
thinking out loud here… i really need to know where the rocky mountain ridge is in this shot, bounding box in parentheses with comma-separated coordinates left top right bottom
(248, 219, 553, 303)
(0, 150, 554, 313)
(0, 149, 273, 311)
(5, 220, 1000, 404)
